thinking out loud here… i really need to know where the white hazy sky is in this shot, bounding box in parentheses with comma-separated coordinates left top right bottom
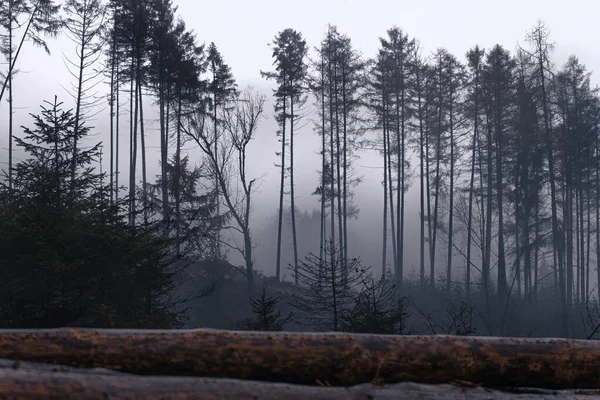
(2, 0, 599, 272)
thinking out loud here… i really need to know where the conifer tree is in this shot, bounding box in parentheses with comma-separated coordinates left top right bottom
(262, 28, 308, 283)
(206, 42, 237, 260)
(0, 97, 183, 328)
(63, 0, 106, 191)
(0, 0, 62, 188)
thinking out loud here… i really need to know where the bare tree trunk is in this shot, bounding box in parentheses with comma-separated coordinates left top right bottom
(416, 62, 426, 287)
(139, 82, 147, 225)
(534, 26, 566, 334)
(290, 98, 299, 284)
(213, 90, 220, 260)
(534, 197, 540, 303)
(597, 139, 600, 305)
(431, 104, 442, 289)
(382, 90, 389, 277)
(109, 25, 116, 206)
(319, 52, 327, 265)
(579, 183, 585, 305)
(466, 93, 478, 299)
(483, 112, 493, 316)
(565, 180, 572, 305)
(495, 89, 507, 309)
(515, 190, 522, 298)
(586, 174, 591, 304)
(425, 108, 433, 287)
(275, 93, 286, 282)
(7, 13, 13, 190)
(446, 68, 455, 294)
(175, 94, 182, 256)
(328, 36, 336, 258)
(128, 50, 136, 225)
(387, 126, 397, 270)
(397, 55, 406, 285)
(115, 68, 120, 204)
(0, 1, 42, 104)
(70, 4, 89, 188)
(334, 59, 344, 281)
(342, 60, 349, 279)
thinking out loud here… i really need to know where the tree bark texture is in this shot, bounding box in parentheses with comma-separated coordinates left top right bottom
(0, 330, 598, 389)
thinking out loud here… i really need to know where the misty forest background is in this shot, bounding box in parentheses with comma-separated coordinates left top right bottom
(2, 0, 600, 339)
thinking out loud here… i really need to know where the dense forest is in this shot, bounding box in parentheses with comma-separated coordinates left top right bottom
(1, 0, 599, 339)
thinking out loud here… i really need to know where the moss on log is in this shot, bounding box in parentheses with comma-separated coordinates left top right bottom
(0, 329, 598, 389)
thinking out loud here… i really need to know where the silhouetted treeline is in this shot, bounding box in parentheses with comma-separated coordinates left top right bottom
(2, 0, 600, 337)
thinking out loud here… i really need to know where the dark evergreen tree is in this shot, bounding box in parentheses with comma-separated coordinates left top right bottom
(232, 287, 294, 331)
(289, 240, 367, 331)
(0, 97, 184, 328)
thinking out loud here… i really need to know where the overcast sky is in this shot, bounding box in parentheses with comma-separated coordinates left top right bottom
(2, 0, 599, 271)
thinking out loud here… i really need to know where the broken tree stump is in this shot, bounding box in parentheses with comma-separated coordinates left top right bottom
(0, 329, 598, 389)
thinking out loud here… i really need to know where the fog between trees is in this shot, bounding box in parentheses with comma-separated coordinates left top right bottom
(1, 1, 599, 338)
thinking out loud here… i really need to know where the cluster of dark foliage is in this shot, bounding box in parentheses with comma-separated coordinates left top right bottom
(231, 288, 294, 331)
(0, 98, 184, 328)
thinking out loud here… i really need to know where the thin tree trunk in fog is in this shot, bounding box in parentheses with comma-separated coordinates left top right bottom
(342, 58, 349, 279)
(495, 86, 507, 307)
(393, 47, 405, 283)
(431, 66, 443, 289)
(416, 61, 425, 286)
(586, 175, 591, 304)
(69, 2, 89, 191)
(290, 97, 299, 284)
(130, 75, 139, 226)
(175, 94, 182, 256)
(159, 82, 168, 223)
(319, 51, 326, 264)
(334, 59, 344, 281)
(128, 51, 135, 225)
(446, 67, 455, 294)
(533, 27, 565, 330)
(387, 128, 397, 271)
(328, 35, 336, 255)
(382, 82, 389, 277)
(115, 68, 120, 204)
(597, 140, 600, 305)
(574, 186, 579, 304)
(397, 57, 406, 285)
(515, 171, 522, 298)
(425, 109, 433, 287)
(275, 91, 286, 282)
(466, 73, 478, 299)
(534, 197, 540, 303)
(7, 18, 13, 190)
(483, 111, 493, 315)
(579, 182, 585, 305)
(213, 87, 220, 260)
(139, 82, 147, 225)
(566, 162, 573, 306)
(109, 26, 116, 206)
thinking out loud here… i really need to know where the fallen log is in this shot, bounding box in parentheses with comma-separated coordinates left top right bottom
(0, 357, 123, 376)
(0, 368, 598, 399)
(0, 329, 598, 389)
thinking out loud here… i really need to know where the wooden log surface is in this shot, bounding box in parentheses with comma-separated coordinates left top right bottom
(0, 329, 598, 389)
(0, 367, 599, 400)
